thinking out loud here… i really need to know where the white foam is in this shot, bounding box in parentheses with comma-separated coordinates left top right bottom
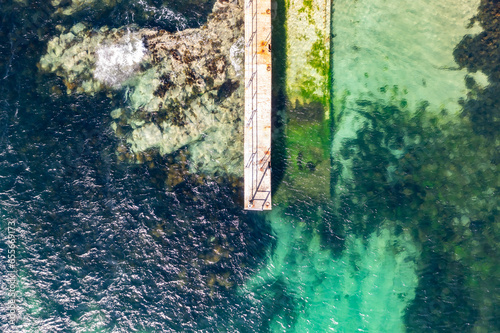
(229, 37, 244, 77)
(136, 0, 188, 30)
(93, 32, 146, 88)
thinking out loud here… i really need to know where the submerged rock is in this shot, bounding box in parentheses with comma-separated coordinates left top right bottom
(39, 0, 245, 176)
(39, 24, 143, 94)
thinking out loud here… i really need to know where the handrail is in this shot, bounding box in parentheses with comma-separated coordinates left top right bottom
(244, 0, 271, 210)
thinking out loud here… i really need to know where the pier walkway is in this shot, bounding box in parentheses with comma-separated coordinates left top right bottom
(244, 0, 272, 210)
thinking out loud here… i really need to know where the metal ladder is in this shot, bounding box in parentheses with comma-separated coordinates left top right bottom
(245, 0, 271, 210)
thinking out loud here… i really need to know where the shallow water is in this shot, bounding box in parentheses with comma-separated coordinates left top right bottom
(1, 0, 499, 332)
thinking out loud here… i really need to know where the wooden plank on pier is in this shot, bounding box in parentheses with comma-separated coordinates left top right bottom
(244, 0, 272, 210)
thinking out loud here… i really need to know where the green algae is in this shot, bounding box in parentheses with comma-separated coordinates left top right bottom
(308, 32, 329, 80)
(285, 0, 331, 113)
(303, 0, 314, 11)
(273, 100, 331, 205)
(297, 0, 316, 24)
(305, 30, 330, 105)
(272, 0, 332, 205)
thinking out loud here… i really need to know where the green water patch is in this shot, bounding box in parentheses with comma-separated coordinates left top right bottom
(242, 208, 419, 332)
(285, 0, 331, 113)
(294, 28, 331, 106)
(331, 97, 499, 331)
(332, 0, 482, 117)
(303, 29, 331, 105)
(271, 0, 332, 206)
(330, 4, 499, 329)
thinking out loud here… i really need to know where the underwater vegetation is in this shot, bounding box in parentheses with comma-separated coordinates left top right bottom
(37, 0, 246, 176)
(325, 1, 500, 330)
(271, 0, 332, 211)
(454, 0, 500, 138)
(331, 98, 498, 331)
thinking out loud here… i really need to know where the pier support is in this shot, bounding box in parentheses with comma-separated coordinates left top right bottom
(244, 0, 272, 210)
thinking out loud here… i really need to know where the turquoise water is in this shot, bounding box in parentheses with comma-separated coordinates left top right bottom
(0, 0, 499, 332)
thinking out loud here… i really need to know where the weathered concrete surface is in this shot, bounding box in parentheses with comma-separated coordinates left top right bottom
(244, 0, 272, 210)
(274, 0, 332, 205)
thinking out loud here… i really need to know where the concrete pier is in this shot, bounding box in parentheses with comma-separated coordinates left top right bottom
(244, 0, 272, 210)
(272, 0, 332, 205)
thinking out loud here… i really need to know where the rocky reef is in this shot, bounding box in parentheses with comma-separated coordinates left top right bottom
(39, 23, 141, 94)
(454, 0, 500, 138)
(451, 0, 500, 329)
(39, 0, 245, 176)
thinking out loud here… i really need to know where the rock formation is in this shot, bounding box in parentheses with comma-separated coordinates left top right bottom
(39, 0, 244, 176)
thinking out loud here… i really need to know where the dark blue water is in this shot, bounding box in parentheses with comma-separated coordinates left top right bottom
(0, 2, 273, 331)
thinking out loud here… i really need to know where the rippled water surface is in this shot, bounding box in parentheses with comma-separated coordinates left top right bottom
(0, 0, 499, 332)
